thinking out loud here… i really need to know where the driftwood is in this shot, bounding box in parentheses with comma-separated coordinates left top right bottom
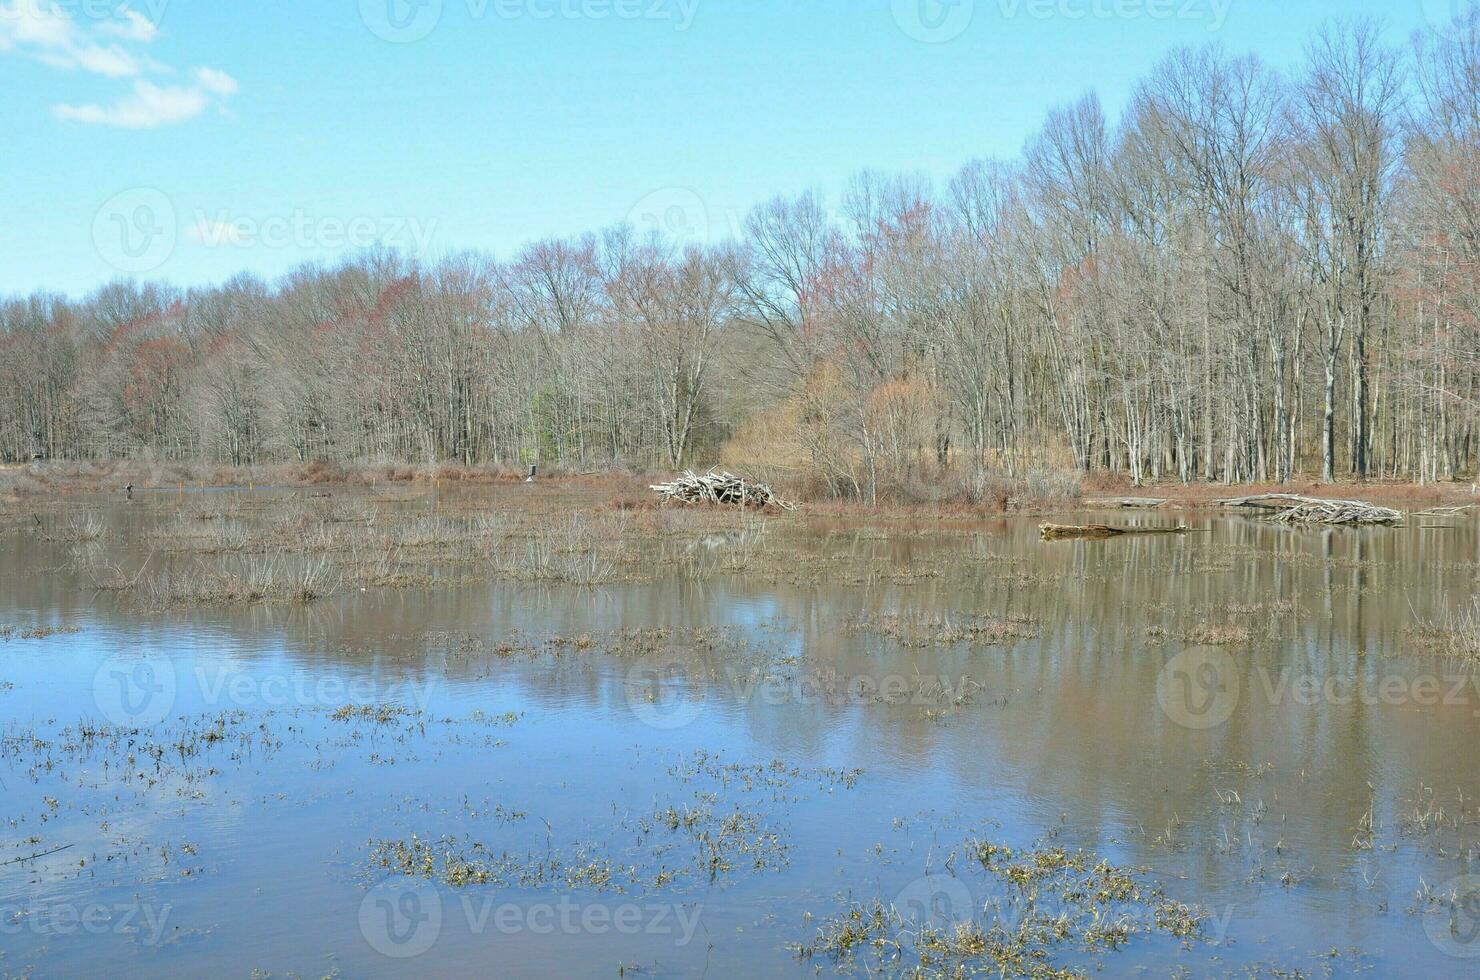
(650, 470, 795, 510)
(1215, 492, 1327, 510)
(1413, 505, 1476, 517)
(1215, 493, 1402, 526)
(1089, 496, 1169, 508)
(1040, 523, 1192, 541)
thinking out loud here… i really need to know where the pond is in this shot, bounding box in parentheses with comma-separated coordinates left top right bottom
(1, 487, 1477, 976)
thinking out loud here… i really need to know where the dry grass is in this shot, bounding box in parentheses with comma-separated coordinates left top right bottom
(846, 612, 1041, 648)
(503, 526, 617, 584)
(30, 512, 108, 542)
(0, 623, 83, 641)
(779, 466, 1084, 513)
(1410, 600, 1480, 666)
(7, 458, 1470, 518)
(367, 750, 818, 894)
(1181, 622, 1253, 646)
(1087, 478, 1466, 509)
(329, 704, 419, 724)
(0, 459, 635, 496)
(138, 555, 339, 606)
(74, 495, 745, 606)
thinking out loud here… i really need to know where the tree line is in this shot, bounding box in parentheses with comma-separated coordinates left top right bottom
(5, 13, 1480, 498)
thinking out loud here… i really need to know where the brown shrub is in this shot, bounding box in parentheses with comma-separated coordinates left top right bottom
(292, 460, 347, 484)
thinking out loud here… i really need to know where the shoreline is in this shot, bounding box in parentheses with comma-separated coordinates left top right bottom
(3, 460, 1474, 512)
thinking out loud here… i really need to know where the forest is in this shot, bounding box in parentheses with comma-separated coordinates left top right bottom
(5, 14, 1480, 502)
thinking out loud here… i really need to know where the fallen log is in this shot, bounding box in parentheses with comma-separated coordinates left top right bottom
(1040, 523, 1192, 541)
(1413, 505, 1476, 517)
(1214, 492, 1325, 510)
(1089, 496, 1169, 508)
(649, 469, 795, 510)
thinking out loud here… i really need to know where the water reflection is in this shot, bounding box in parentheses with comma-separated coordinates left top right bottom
(1, 494, 1478, 976)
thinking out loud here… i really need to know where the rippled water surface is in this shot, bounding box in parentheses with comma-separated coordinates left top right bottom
(1, 487, 1478, 977)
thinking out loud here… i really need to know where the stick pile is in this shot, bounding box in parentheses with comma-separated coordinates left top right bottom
(1216, 493, 1402, 526)
(649, 470, 795, 510)
(1267, 499, 1402, 526)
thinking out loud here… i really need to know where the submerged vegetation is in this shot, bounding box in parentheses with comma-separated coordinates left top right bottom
(23, 483, 1105, 609)
(1411, 600, 1480, 667)
(3, 482, 1479, 976)
(793, 837, 1206, 978)
(44, 492, 693, 607)
(845, 612, 1042, 648)
(9, 5, 1480, 978)
(0, 623, 82, 641)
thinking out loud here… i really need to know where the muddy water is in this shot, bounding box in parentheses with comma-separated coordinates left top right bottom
(2, 490, 1479, 977)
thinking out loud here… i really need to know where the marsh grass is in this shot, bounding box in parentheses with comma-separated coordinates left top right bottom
(98, 497, 662, 601)
(140, 555, 340, 606)
(368, 749, 846, 898)
(183, 500, 234, 522)
(163, 519, 254, 553)
(34, 485, 816, 608)
(1398, 785, 1480, 848)
(491, 514, 622, 584)
(35, 512, 107, 543)
(368, 834, 634, 891)
(1411, 600, 1480, 666)
(370, 801, 788, 892)
(0, 623, 82, 641)
(1181, 622, 1253, 646)
(384, 515, 468, 548)
(330, 704, 418, 724)
(794, 837, 1204, 978)
(847, 612, 1041, 648)
(655, 797, 791, 880)
(423, 626, 749, 670)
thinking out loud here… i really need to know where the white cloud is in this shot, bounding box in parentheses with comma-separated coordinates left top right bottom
(98, 9, 159, 43)
(0, 1, 75, 50)
(55, 79, 208, 128)
(38, 41, 141, 77)
(195, 67, 236, 96)
(0, 0, 154, 76)
(0, 0, 240, 130)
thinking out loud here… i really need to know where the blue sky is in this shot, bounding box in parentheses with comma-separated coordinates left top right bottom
(0, 0, 1450, 297)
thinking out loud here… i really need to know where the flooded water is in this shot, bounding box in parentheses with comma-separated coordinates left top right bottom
(2, 488, 1479, 977)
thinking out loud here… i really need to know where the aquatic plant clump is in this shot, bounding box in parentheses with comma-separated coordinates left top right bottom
(795, 838, 1207, 978)
(1410, 599, 1480, 666)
